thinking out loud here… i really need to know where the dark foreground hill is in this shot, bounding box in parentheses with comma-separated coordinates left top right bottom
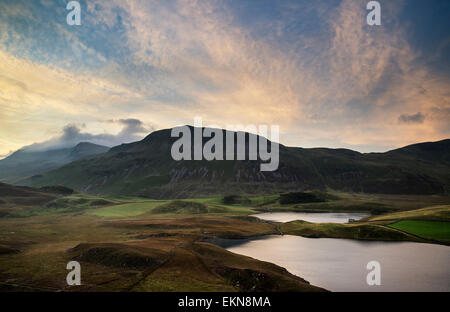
(21, 127, 450, 198)
(0, 142, 109, 183)
(0, 183, 72, 217)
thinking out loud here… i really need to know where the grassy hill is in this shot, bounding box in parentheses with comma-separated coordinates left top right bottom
(0, 183, 63, 217)
(364, 205, 450, 244)
(368, 205, 450, 222)
(21, 127, 450, 198)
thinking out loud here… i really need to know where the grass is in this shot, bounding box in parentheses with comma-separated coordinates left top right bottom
(1, 189, 449, 291)
(249, 195, 280, 206)
(187, 197, 224, 204)
(388, 220, 450, 241)
(10, 194, 119, 217)
(254, 199, 394, 215)
(0, 210, 320, 292)
(188, 196, 270, 211)
(253, 192, 450, 216)
(92, 199, 256, 218)
(368, 205, 450, 222)
(279, 191, 339, 205)
(280, 220, 423, 242)
(152, 200, 217, 214)
(89, 201, 164, 218)
(0, 183, 59, 217)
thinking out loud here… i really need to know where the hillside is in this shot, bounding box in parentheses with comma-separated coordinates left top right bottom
(0, 183, 69, 217)
(0, 142, 109, 183)
(22, 127, 450, 198)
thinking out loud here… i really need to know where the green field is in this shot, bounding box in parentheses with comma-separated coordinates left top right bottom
(280, 220, 422, 242)
(90, 199, 255, 218)
(389, 220, 450, 241)
(89, 201, 166, 217)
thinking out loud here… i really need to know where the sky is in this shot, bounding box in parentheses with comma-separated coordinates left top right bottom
(0, 0, 449, 157)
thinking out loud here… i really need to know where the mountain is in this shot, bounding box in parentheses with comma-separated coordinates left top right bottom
(21, 127, 450, 198)
(0, 142, 109, 184)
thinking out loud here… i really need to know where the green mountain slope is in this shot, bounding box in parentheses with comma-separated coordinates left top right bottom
(21, 127, 450, 198)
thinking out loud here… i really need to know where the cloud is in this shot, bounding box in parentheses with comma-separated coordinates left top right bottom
(117, 118, 150, 136)
(0, 0, 449, 155)
(22, 119, 152, 152)
(85, 0, 449, 148)
(0, 49, 150, 155)
(398, 112, 425, 124)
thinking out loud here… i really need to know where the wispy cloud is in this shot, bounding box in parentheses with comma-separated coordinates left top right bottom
(0, 0, 448, 155)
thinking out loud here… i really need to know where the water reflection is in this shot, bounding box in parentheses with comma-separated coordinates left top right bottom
(252, 212, 370, 223)
(217, 235, 450, 292)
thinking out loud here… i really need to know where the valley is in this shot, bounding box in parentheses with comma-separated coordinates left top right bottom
(10, 129, 450, 198)
(2, 0, 450, 297)
(0, 184, 449, 292)
(1, 130, 449, 292)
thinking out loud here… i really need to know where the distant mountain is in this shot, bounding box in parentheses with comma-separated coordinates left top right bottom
(0, 142, 109, 184)
(22, 127, 450, 198)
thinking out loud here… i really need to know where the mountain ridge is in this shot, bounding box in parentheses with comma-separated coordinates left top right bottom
(0, 142, 109, 184)
(18, 127, 450, 198)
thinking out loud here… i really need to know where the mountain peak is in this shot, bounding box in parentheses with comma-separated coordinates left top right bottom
(73, 142, 108, 150)
(69, 142, 109, 158)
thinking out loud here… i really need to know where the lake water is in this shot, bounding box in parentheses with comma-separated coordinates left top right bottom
(251, 212, 370, 223)
(219, 235, 450, 292)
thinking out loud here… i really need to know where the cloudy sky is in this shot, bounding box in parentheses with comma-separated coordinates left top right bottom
(0, 0, 449, 157)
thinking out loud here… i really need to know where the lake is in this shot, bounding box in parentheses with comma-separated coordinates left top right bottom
(218, 235, 450, 292)
(251, 212, 370, 223)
